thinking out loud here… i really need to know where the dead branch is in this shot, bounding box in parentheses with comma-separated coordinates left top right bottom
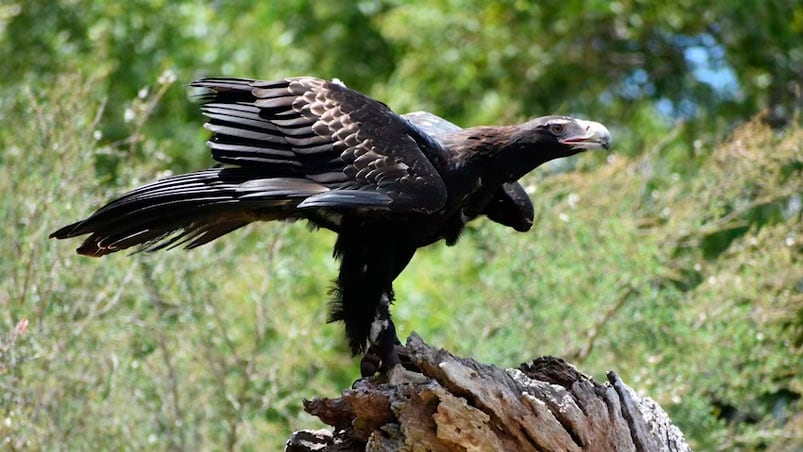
(286, 333, 690, 452)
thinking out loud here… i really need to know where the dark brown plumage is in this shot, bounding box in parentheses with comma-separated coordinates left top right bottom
(51, 77, 611, 377)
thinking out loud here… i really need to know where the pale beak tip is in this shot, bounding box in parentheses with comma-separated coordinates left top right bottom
(601, 130, 612, 150)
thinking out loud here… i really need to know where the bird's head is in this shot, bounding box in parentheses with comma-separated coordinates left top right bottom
(513, 115, 611, 157)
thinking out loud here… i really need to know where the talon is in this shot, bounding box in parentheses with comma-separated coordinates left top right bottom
(360, 352, 381, 377)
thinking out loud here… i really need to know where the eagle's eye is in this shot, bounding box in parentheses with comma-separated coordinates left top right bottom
(549, 123, 565, 135)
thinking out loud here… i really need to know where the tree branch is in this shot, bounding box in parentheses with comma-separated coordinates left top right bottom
(286, 333, 690, 452)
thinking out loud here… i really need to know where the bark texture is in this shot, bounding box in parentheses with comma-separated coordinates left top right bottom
(286, 333, 690, 452)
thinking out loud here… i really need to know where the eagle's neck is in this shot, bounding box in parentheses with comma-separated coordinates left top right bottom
(443, 126, 554, 187)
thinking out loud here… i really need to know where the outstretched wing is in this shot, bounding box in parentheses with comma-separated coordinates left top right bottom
(192, 77, 448, 213)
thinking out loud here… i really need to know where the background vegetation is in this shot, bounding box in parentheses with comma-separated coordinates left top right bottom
(1, 0, 801, 450)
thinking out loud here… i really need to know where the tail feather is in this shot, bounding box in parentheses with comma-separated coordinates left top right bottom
(50, 167, 328, 257)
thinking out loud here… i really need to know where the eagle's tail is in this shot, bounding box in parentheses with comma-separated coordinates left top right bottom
(50, 167, 327, 257)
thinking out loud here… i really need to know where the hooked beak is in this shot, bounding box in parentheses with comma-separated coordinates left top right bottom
(559, 119, 612, 150)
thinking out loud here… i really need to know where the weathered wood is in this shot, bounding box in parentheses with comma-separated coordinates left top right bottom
(286, 333, 690, 452)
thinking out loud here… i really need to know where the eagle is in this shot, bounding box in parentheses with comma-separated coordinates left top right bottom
(51, 77, 611, 382)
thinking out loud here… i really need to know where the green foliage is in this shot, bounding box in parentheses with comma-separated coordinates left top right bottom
(2, 75, 799, 450)
(2, 0, 800, 168)
(0, 77, 351, 449)
(1, 1, 801, 449)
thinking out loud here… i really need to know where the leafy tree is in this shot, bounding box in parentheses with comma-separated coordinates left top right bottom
(2, 0, 800, 158)
(1, 1, 800, 449)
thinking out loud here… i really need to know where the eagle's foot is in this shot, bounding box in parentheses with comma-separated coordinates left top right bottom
(360, 340, 428, 384)
(358, 297, 427, 383)
(358, 339, 401, 378)
(358, 349, 428, 384)
(359, 352, 382, 377)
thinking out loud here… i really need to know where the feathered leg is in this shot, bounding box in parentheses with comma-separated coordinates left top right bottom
(329, 221, 419, 378)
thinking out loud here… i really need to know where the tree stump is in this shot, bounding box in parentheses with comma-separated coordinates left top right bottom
(286, 333, 690, 452)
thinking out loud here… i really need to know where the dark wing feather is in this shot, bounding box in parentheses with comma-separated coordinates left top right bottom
(483, 183, 534, 232)
(49, 168, 328, 256)
(191, 77, 448, 213)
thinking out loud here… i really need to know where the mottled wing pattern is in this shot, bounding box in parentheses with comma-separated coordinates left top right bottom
(192, 77, 448, 213)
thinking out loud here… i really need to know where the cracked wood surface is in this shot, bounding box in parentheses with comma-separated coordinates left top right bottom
(285, 334, 690, 452)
